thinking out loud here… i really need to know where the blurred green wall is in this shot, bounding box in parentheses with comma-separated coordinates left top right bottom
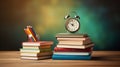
(0, 0, 120, 50)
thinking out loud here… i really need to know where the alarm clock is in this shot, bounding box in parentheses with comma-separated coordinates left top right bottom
(64, 12, 80, 33)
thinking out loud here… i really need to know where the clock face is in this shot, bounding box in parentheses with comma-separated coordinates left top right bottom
(65, 18, 80, 33)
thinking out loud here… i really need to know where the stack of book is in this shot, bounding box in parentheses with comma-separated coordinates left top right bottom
(20, 41, 53, 60)
(52, 33, 94, 60)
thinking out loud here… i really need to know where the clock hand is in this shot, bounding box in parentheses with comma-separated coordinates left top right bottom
(69, 22, 73, 26)
(71, 24, 74, 26)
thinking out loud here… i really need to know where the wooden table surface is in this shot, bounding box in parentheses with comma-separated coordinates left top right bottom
(0, 51, 120, 67)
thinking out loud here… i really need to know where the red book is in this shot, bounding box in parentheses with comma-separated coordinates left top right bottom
(54, 47, 93, 52)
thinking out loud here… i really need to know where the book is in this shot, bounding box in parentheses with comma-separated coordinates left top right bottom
(22, 41, 53, 46)
(56, 33, 88, 38)
(57, 37, 89, 41)
(24, 25, 39, 42)
(22, 45, 51, 49)
(54, 47, 93, 52)
(53, 52, 90, 55)
(58, 39, 91, 45)
(20, 52, 53, 57)
(57, 43, 94, 49)
(27, 35, 35, 42)
(20, 48, 51, 53)
(21, 56, 51, 60)
(52, 54, 91, 60)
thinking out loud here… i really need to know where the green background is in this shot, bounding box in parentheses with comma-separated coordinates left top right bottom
(0, 0, 120, 50)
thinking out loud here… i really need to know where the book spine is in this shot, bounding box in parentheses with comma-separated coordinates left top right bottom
(52, 55, 91, 60)
(58, 39, 91, 45)
(22, 41, 53, 46)
(20, 48, 51, 53)
(22, 43, 40, 46)
(21, 56, 51, 60)
(54, 47, 92, 52)
(23, 45, 51, 49)
(53, 52, 90, 56)
(57, 45, 85, 49)
(57, 37, 89, 41)
(58, 41, 83, 45)
(57, 44, 94, 49)
(20, 52, 53, 57)
(56, 33, 88, 38)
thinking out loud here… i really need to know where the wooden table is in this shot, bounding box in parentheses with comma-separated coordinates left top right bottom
(0, 51, 120, 67)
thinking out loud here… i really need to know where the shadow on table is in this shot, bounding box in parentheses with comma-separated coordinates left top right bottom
(91, 54, 120, 61)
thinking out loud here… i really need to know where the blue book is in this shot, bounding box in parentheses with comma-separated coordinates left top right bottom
(52, 54, 91, 60)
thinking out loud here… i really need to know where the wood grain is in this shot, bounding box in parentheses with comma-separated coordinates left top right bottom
(0, 51, 120, 67)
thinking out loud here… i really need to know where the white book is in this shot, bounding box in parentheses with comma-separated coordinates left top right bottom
(58, 39, 91, 45)
(20, 48, 51, 53)
(20, 49, 40, 53)
(53, 52, 90, 55)
(56, 33, 88, 38)
(22, 46, 51, 49)
(21, 56, 51, 60)
(22, 47, 40, 50)
(57, 37, 89, 41)
(22, 41, 53, 46)
(20, 52, 53, 57)
(57, 44, 94, 49)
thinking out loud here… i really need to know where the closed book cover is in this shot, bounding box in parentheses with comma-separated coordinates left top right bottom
(24, 26, 38, 42)
(52, 55, 91, 60)
(22, 45, 51, 50)
(22, 41, 53, 46)
(57, 43, 94, 49)
(53, 52, 91, 55)
(21, 56, 51, 60)
(20, 52, 53, 57)
(54, 47, 93, 52)
(58, 39, 91, 45)
(57, 37, 89, 41)
(20, 48, 51, 53)
(56, 33, 88, 38)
